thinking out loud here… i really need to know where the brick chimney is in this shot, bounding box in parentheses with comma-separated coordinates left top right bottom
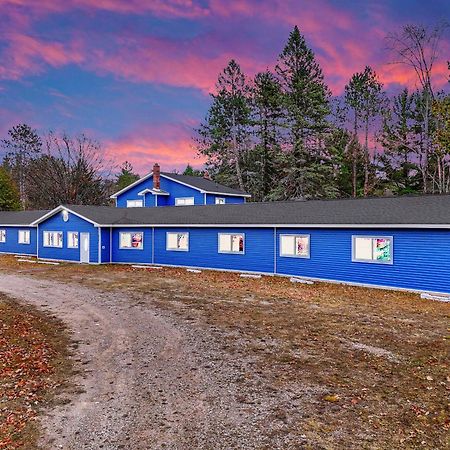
(203, 170, 211, 180)
(153, 163, 161, 190)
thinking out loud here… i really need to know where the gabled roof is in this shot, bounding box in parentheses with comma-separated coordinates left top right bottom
(110, 171, 250, 198)
(30, 195, 450, 228)
(0, 210, 49, 226)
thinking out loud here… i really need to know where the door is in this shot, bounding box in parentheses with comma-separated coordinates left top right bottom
(80, 233, 90, 263)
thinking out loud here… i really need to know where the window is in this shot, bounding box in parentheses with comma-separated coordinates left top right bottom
(126, 200, 143, 208)
(18, 230, 30, 244)
(215, 197, 225, 205)
(280, 234, 310, 258)
(67, 232, 79, 249)
(43, 231, 63, 248)
(352, 236, 393, 264)
(218, 233, 244, 254)
(120, 232, 143, 249)
(166, 232, 189, 251)
(175, 197, 194, 206)
(0, 230, 5, 243)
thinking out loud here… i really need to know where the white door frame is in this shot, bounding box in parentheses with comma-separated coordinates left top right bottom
(80, 232, 90, 263)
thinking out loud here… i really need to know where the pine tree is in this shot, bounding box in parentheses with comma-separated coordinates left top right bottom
(344, 66, 385, 197)
(378, 89, 421, 194)
(274, 26, 333, 199)
(1, 124, 42, 208)
(249, 71, 284, 200)
(0, 167, 21, 211)
(116, 161, 140, 191)
(196, 60, 251, 191)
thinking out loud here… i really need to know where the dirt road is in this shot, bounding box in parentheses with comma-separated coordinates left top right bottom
(0, 274, 272, 450)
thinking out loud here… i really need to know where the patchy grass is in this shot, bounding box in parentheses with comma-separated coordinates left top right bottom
(1, 255, 449, 449)
(0, 291, 72, 449)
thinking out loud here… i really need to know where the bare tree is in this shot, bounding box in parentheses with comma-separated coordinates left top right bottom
(386, 22, 449, 192)
(26, 132, 113, 209)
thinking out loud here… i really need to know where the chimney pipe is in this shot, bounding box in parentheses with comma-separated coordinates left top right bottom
(153, 163, 161, 190)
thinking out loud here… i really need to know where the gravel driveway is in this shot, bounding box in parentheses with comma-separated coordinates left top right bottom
(0, 274, 271, 450)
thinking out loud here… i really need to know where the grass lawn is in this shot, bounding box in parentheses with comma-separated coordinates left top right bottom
(1, 255, 449, 449)
(0, 293, 72, 449)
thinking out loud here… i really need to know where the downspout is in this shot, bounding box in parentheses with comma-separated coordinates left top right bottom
(36, 225, 39, 259)
(152, 227, 155, 264)
(273, 226, 277, 275)
(204, 193, 206, 205)
(98, 227, 101, 264)
(109, 227, 112, 263)
(155, 195, 158, 207)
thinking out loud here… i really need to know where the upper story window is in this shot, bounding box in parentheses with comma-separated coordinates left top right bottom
(120, 232, 143, 249)
(166, 232, 189, 251)
(215, 197, 225, 204)
(67, 231, 79, 249)
(0, 230, 5, 243)
(43, 231, 63, 248)
(280, 234, 310, 258)
(218, 233, 244, 254)
(175, 197, 194, 206)
(18, 230, 30, 244)
(127, 200, 143, 208)
(352, 236, 393, 264)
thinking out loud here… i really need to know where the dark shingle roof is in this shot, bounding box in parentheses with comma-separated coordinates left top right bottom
(160, 172, 250, 196)
(59, 195, 450, 227)
(0, 210, 49, 225)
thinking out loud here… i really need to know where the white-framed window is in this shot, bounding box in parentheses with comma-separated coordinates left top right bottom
(126, 200, 143, 208)
(218, 233, 245, 254)
(352, 236, 393, 264)
(119, 232, 144, 249)
(43, 231, 63, 248)
(18, 230, 30, 244)
(166, 232, 189, 251)
(215, 197, 225, 205)
(0, 229, 6, 243)
(280, 234, 310, 258)
(175, 197, 194, 206)
(67, 231, 79, 249)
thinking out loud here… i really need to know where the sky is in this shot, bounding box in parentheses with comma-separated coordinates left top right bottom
(0, 0, 449, 175)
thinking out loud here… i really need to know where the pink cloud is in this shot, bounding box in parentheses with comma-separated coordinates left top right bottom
(103, 123, 205, 174)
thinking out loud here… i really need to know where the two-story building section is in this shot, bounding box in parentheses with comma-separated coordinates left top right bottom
(111, 163, 251, 208)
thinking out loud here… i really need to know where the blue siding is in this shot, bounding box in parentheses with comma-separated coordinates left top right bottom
(154, 227, 274, 273)
(116, 175, 247, 207)
(116, 175, 203, 207)
(0, 226, 37, 255)
(38, 211, 99, 263)
(100, 228, 111, 263)
(111, 228, 153, 264)
(205, 194, 246, 205)
(276, 228, 450, 294)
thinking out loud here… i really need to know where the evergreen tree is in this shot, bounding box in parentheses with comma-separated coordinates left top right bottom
(274, 26, 333, 199)
(1, 124, 42, 208)
(0, 166, 21, 211)
(249, 71, 284, 200)
(183, 164, 203, 177)
(196, 60, 251, 191)
(344, 66, 385, 197)
(116, 161, 139, 191)
(378, 89, 421, 194)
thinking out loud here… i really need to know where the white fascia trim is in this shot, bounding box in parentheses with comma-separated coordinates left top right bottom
(201, 191, 252, 198)
(137, 188, 170, 196)
(0, 224, 38, 227)
(160, 174, 250, 197)
(38, 257, 100, 265)
(102, 223, 450, 229)
(110, 172, 153, 198)
(31, 206, 100, 227)
(0, 251, 37, 256)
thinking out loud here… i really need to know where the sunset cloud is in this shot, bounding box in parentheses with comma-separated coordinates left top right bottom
(0, 0, 448, 171)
